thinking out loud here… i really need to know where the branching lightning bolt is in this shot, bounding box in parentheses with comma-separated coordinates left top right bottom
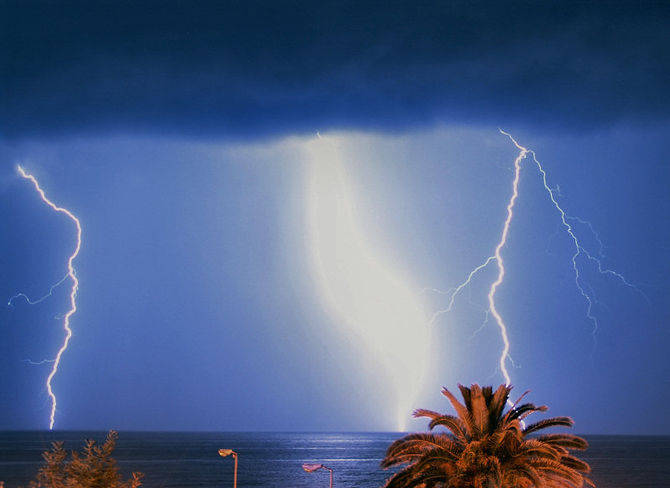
(487, 134, 526, 388)
(516, 141, 602, 337)
(427, 256, 496, 326)
(8, 273, 70, 306)
(23, 358, 56, 366)
(13, 165, 82, 430)
(566, 216, 606, 259)
(510, 134, 648, 335)
(427, 130, 643, 406)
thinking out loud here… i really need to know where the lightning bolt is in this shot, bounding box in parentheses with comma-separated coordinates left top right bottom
(487, 133, 526, 388)
(426, 256, 496, 327)
(425, 136, 524, 392)
(508, 133, 647, 336)
(12, 165, 82, 430)
(566, 216, 606, 259)
(8, 273, 69, 306)
(306, 135, 432, 431)
(427, 130, 643, 404)
(23, 358, 56, 366)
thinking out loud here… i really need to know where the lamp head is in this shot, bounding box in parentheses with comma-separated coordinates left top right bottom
(218, 449, 235, 457)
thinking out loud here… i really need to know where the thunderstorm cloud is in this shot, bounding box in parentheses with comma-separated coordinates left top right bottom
(2, 1, 669, 140)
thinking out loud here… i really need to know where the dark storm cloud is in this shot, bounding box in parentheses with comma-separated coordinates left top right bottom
(2, 0, 669, 139)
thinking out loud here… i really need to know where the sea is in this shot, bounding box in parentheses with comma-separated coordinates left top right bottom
(1, 432, 668, 488)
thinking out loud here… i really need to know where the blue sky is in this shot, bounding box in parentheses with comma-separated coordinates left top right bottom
(1, 1, 669, 433)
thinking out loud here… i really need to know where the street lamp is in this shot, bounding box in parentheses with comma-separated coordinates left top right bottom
(302, 463, 333, 488)
(218, 449, 238, 488)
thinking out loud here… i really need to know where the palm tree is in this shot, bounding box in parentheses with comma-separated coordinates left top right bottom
(381, 384, 593, 488)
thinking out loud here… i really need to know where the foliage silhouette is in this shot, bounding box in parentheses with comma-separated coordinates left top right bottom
(26, 431, 142, 488)
(381, 384, 593, 488)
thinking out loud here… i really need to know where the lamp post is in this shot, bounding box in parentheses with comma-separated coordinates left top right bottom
(218, 449, 238, 488)
(302, 463, 333, 488)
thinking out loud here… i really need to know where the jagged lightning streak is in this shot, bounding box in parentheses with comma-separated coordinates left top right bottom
(428, 129, 642, 401)
(487, 135, 526, 388)
(306, 134, 432, 431)
(425, 136, 525, 390)
(502, 135, 602, 337)
(427, 256, 496, 326)
(567, 216, 606, 259)
(14, 165, 81, 430)
(23, 358, 56, 366)
(501, 132, 646, 338)
(8, 274, 69, 306)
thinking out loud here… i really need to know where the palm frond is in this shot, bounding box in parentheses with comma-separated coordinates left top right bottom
(535, 434, 589, 451)
(583, 476, 596, 487)
(413, 408, 441, 420)
(511, 390, 531, 408)
(469, 384, 491, 434)
(386, 384, 590, 488)
(442, 387, 475, 435)
(488, 384, 512, 425)
(508, 403, 548, 421)
(384, 465, 451, 488)
(532, 458, 584, 485)
(523, 417, 574, 435)
(381, 433, 458, 468)
(482, 385, 494, 404)
(560, 455, 591, 473)
(517, 438, 564, 459)
(427, 415, 468, 442)
(458, 384, 473, 411)
(504, 464, 543, 488)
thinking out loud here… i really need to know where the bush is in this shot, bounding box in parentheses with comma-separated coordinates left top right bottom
(28, 431, 143, 488)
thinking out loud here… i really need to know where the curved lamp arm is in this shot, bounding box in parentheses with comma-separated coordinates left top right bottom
(302, 463, 333, 488)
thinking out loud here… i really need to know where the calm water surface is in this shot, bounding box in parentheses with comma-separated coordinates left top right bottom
(1, 432, 668, 487)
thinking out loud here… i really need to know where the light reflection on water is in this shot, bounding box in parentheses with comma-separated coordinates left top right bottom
(1, 432, 668, 487)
